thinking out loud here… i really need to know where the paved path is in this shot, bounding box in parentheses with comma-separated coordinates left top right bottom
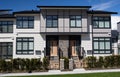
(1, 68, 120, 77)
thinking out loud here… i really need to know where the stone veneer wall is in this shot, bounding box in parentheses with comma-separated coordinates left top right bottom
(59, 36, 69, 58)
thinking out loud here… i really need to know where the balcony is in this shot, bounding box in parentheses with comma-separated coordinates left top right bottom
(40, 27, 88, 35)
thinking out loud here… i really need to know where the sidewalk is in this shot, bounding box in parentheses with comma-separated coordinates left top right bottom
(1, 68, 120, 77)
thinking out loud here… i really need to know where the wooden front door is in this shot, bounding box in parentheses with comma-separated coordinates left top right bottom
(50, 40, 58, 56)
(70, 40, 80, 56)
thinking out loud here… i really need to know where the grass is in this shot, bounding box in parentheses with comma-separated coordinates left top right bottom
(6, 72, 120, 77)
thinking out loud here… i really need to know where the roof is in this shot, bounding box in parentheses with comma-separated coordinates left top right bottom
(13, 10, 40, 14)
(87, 10, 117, 14)
(0, 14, 15, 18)
(0, 9, 12, 12)
(37, 5, 91, 9)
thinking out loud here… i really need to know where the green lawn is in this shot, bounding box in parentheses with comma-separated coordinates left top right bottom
(6, 72, 120, 77)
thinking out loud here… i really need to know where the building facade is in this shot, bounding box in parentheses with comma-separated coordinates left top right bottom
(0, 6, 117, 69)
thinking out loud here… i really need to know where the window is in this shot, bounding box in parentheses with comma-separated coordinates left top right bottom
(16, 37, 34, 54)
(70, 16, 81, 28)
(118, 48, 120, 55)
(93, 16, 111, 28)
(0, 21, 13, 33)
(17, 16, 34, 28)
(93, 37, 111, 54)
(0, 42, 13, 59)
(46, 16, 58, 28)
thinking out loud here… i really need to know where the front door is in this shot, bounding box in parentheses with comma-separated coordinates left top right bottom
(69, 36, 81, 57)
(50, 40, 58, 56)
(70, 40, 80, 56)
(46, 36, 58, 57)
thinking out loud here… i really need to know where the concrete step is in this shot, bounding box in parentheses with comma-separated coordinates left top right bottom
(73, 68, 85, 72)
(48, 70, 61, 73)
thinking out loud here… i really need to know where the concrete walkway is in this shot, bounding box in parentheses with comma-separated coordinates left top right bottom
(1, 68, 120, 77)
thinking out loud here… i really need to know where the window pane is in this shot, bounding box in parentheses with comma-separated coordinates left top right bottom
(17, 21, 22, 28)
(17, 42, 22, 50)
(0, 26, 2, 32)
(2, 43, 7, 55)
(99, 21, 104, 28)
(93, 38, 98, 40)
(2, 25, 7, 32)
(100, 51, 104, 53)
(100, 42, 104, 49)
(23, 42, 28, 50)
(94, 42, 98, 49)
(46, 20, 52, 27)
(106, 51, 110, 53)
(47, 16, 52, 19)
(70, 16, 75, 19)
(93, 17, 98, 20)
(93, 21, 98, 28)
(94, 51, 99, 53)
(76, 20, 81, 27)
(71, 20, 75, 27)
(23, 21, 28, 28)
(53, 16, 57, 19)
(29, 42, 33, 50)
(99, 38, 104, 40)
(105, 42, 110, 49)
(8, 25, 13, 32)
(8, 45, 13, 55)
(29, 21, 34, 28)
(76, 16, 81, 19)
(104, 17, 110, 20)
(105, 21, 110, 28)
(29, 17, 34, 20)
(118, 48, 120, 55)
(53, 20, 58, 27)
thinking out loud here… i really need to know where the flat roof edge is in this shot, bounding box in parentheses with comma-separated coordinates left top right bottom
(37, 6, 92, 8)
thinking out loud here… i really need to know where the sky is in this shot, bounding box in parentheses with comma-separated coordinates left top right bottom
(0, 0, 120, 29)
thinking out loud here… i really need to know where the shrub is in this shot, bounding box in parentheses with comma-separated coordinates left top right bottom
(1, 59, 7, 72)
(13, 58, 20, 70)
(86, 56, 96, 68)
(36, 58, 42, 70)
(42, 57, 49, 70)
(6, 61, 12, 72)
(62, 57, 69, 69)
(25, 58, 31, 71)
(96, 56, 104, 68)
(19, 59, 26, 70)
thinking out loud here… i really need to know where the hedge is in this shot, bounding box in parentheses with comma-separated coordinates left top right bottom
(0, 58, 43, 73)
(85, 55, 120, 69)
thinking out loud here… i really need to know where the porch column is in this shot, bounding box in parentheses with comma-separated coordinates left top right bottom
(59, 36, 69, 58)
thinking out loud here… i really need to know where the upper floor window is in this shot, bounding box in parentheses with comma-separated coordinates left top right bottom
(0, 21, 13, 33)
(70, 16, 82, 28)
(93, 16, 111, 28)
(46, 15, 58, 28)
(17, 16, 34, 29)
(16, 37, 34, 54)
(93, 37, 111, 54)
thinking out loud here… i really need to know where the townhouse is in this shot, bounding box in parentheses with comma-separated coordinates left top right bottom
(0, 6, 117, 69)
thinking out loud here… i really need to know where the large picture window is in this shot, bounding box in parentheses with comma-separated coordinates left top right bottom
(0, 21, 13, 33)
(17, 16, 34, 28)
(93, 16, 111, 28)
(46, 15, 58, 28)
(70, 16, 81, 28)
(93, 37, 111, 54)
(16, 37, 34, 54)
(0, 42, 13, 59)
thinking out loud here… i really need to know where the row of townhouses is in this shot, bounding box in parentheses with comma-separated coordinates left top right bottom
(0, 6, 118, 69)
